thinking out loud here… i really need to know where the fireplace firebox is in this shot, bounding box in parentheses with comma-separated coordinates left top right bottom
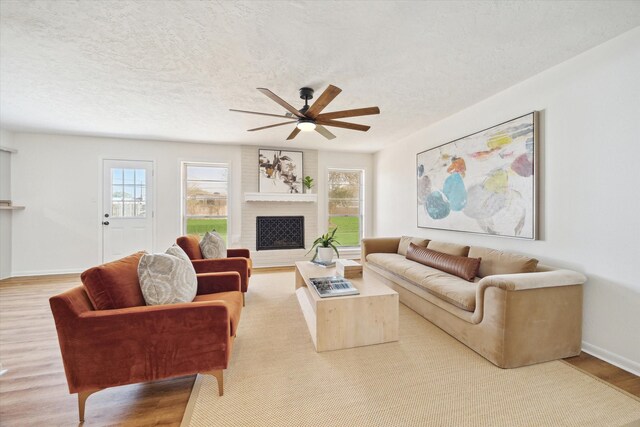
(256, 216, 305, 251)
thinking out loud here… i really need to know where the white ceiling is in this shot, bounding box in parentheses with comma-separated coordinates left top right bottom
(1, 1, 639, 153)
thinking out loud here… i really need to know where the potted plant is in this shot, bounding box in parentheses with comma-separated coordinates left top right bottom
(303, 176, 314, 193)
(308, 228, 340, 263)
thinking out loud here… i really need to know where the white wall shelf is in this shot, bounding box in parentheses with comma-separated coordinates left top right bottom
(244, 192, 317, 203)
(0, 200, 25, 210)
(0, 146, 17, 154)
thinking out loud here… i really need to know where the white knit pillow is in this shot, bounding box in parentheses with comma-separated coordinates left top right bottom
(138, 245, 197, 306)
(200, 231, 226, 259)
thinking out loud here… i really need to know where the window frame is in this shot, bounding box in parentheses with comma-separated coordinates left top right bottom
(327, 168, 365, 249)
(181, 161, 230, 241)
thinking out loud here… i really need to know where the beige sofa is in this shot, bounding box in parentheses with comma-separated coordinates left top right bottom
(362, 237, 586, 368)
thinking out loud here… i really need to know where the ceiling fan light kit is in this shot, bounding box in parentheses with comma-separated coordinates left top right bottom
(230, 84, 380, 141)
(296, 119, 316, 132)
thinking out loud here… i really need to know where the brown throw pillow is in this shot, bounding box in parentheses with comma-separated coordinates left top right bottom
(406, 243, 481, 282)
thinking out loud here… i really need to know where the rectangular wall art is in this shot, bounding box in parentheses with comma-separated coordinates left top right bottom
(259, 149, 303, 193)
(416, 112, 537, 239)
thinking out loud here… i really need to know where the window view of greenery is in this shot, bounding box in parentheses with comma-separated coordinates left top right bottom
(328, 170, 363, 247)
(184, 165, 228, 242)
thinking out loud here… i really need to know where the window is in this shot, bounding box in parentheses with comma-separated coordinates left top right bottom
(111, 167, 146, 218)
(328, 169, 364, 247)
(183, 163, 229, 242)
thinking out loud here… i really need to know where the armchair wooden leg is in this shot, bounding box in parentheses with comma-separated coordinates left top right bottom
(78, 389, 100, 422)
(242, 293, 245, 307)
(204, 370, 224, 396)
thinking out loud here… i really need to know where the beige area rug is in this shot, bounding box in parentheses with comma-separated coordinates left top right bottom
(182, 271, 640, 427)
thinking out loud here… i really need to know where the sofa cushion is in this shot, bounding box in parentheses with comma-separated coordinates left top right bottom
(193, 291, 242, 336)
(397, 236, 429, 256)
(366, 253, 418, 276)
(138, 245, 198, 306)
(468, 246, 539, 277)
(200, 231, 227, 259)
(81, 252, 146, 310)
(427, 241, 470, 257)
(407, 244, 481, 281)
(366, 252, 476, 311)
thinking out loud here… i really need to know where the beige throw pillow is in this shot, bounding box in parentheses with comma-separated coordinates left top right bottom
(468, 246, 538, 277)
(200, 231, 226, 259)
(427, 241, 470, 257)
(397, 236, 430, 256)
(138, 245, 197, 306)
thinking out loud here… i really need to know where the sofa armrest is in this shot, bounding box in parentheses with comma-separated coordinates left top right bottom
(191, 257, 249, 292)
(361, 237, 401, 260)
(227, 248, 250, 259)
(52, 301, 233, 393)
(197, 272, 241, 294)
(478, 269, 587, 291)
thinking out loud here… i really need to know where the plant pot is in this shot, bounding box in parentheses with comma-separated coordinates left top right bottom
(316, 247, 334, 263)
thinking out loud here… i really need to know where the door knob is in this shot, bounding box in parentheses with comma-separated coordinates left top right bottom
(102, 221, 110, 226)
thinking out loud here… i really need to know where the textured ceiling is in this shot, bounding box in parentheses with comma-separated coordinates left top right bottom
(1, 1, 639, 152)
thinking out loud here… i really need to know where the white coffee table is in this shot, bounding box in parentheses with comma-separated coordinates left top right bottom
(295, 261, 399, 352)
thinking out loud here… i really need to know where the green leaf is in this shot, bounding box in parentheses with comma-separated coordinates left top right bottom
(329, 242, 340, 258)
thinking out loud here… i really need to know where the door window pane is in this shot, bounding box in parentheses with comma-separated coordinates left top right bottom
(110, 167, 147, 218)
(135, 169, 146, 185)
(124, 169, 135, 184)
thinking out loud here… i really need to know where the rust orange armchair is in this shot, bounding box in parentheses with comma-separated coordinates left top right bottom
(49, 253, 242, 422)
(177, 235, 252, 304)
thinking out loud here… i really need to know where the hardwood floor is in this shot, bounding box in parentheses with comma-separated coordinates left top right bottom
(1, 272, 638, 426)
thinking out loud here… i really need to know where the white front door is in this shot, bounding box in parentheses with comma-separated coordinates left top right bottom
(102, 160, 154, 262)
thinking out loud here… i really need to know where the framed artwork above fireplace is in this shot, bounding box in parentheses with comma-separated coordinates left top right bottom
(259, 149, 303, 194)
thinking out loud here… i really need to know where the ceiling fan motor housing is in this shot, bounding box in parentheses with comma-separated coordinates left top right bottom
(299, 87, 314, 100)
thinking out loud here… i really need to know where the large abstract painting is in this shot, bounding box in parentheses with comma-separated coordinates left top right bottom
(417, 112, 537, 239)
(259, 149, 303, 193)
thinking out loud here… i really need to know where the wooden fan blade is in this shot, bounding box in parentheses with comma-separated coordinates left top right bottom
(230, 109, 298, 120)
(286, 128, 301, 140)
(315, 119, 370, 132)
(305, 85, 342, 118)
(315, 125, 336, 140)
(247, 122, 295, 132)
(256, 88, 305, 118)
(316, 107, 380, 120)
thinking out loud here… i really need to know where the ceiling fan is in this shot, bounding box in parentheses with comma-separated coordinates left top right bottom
(230, 84, 380, 140)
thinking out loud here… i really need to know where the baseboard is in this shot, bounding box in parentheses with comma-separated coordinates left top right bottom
(9, 268, 83, 278)
(582, 341, 640, 376)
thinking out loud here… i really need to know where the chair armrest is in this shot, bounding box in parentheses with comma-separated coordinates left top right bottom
(191, 258, 249, 292)
(55, 302, 233, 393)
(227, 248, 250, 259)
(197, 272, 241, 294)
(477, 269, 587, 291)
(361, 237, 401, 260)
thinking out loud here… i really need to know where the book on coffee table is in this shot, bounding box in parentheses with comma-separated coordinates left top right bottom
(308, 276, 360, 298)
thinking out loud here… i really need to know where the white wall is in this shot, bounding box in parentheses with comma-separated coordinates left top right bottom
(374, 28, 640, 374)
(7, 133, 376, 273)
(0, 129, 15, 279)
(10, 134, 242, 275)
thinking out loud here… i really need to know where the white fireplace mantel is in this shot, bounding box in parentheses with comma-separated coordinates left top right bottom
(244, 192, 317, 202)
